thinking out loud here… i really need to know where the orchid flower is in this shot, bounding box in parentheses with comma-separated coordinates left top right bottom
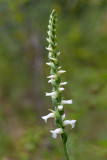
(50, 128, 63, 138)
(63, 120, 76, 129)
(42, 112, 55, 123)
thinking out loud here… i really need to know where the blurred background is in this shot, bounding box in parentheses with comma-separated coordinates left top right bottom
(0, 0, 107, 160)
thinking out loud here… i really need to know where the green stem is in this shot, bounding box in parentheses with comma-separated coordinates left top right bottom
(63, 141, 70, 160)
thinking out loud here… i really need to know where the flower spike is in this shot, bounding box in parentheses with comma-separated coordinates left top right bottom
(42, 9, 76, 159)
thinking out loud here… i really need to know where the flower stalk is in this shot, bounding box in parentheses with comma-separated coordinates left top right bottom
(42, 9, 76, 160)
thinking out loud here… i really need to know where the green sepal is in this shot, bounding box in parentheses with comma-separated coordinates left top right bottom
(59, 110, 64, 116)
(50, 41, 55, 49)
(51, 80, 58, 89)
(55, 76, 61, 85)
(52, 97, 58, 106)
(54, 118, 61, 128)
(50, 64, 57, 73)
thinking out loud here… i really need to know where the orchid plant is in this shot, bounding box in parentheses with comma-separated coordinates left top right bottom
(42, 9, 76, 160)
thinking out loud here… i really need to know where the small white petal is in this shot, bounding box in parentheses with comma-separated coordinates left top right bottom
(46, 47, 52, 51)
(50, 57, 57, 62)
(48, 25, 51, 29)
(47, 75, 56, 79)
(71, 120, 76, 128)
(58, 66, 61, 69)
(61, 100, 73, 104)
(58, 70, 66, 74)
(48, 79, 52, 83)
(48, 25, 52, 30)
(62, 114, 65, 121)
(48, 79, 55, 84)
(59, 87, 64, 91)
(51, 132, 57, 138)
(46, 92, 57, 97)
(42, 113, 55, 123)
(49, 51, 52, 57)
(58, 105, 63, 111)
(46, 38, 50, 42)
(46, 62, 51, 66)
(47, 31, 51, 35)
(63, 120, 76, 128)
(60, 82, 67, 86)
(50, 128, 63, 138)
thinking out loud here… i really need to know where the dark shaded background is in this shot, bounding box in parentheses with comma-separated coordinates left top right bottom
(0, 0, 107, 160)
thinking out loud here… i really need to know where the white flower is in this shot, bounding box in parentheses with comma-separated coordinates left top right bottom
(61, 100, 73, 104)
(50, 57, 57, 62)
(48, 25, 51, 29)
(48, 79, 55, 83)
(58, 70, 66, 74)
(63, 120, 76, 128)
(58, 105, 63, 111)
(58, 66, 61, 69)
(50, 128, 63, 138)
(46, 38, 50, 42)
(46, 62, 51, 66)
(59, 87, 64, 92)
(47, 30, 51, 35)
(42, 113, 55, 123)
(46, 92, 57, 97)
(48, 25, 53, 30)
(47, 75, 56, 79)
(46, 38, 52, 43)
(60, 82, 67, 86)
(62, 114, 65, 121)
(46, 47, 52, 52)
(48, 79, 52, 83)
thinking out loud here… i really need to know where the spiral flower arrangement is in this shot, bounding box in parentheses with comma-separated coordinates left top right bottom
(42, 9, 76, 160)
